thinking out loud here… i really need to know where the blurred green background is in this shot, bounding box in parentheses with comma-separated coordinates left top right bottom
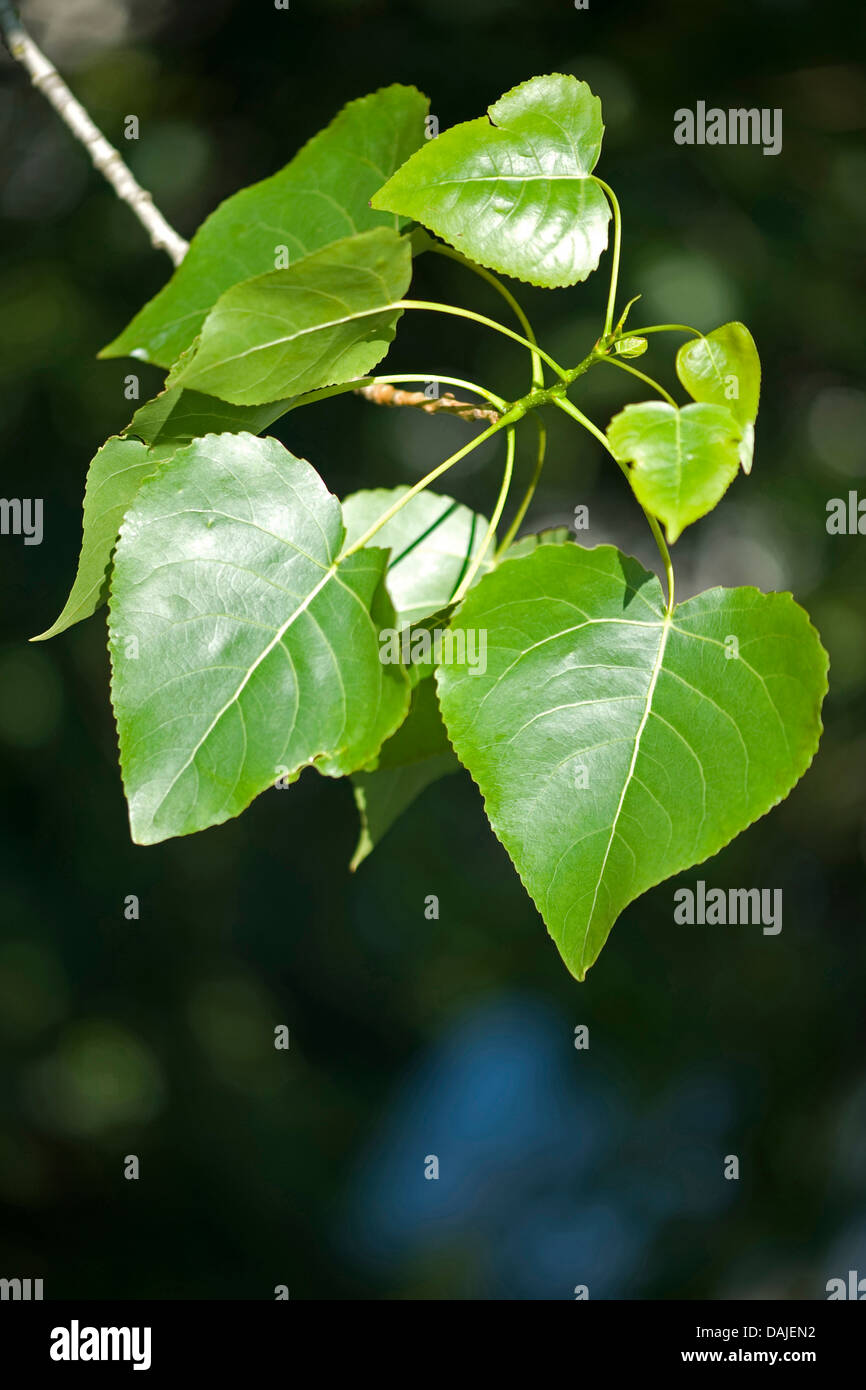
(1, 0, 865, 1299)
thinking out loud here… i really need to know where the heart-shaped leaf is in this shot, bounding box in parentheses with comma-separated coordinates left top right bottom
(371, 74, 611, 289)
(437, 543, 827, 980)
(171, 228, 412, 406)
(607, 400, 742, 543)
(676, 322, 761, 473)
(109, 433, 409, 845)
(101, 84, 429, 367)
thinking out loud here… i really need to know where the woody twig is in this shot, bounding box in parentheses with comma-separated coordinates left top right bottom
(0, 0, 188, 265)
(355, 382, 501, 423)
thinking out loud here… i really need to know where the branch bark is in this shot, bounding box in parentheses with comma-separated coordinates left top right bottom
(0, 0, 189, 265)
(355, 383, 501, 423)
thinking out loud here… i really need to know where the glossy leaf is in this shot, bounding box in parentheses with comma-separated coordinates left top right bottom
(32, 437, 155, 642)
(171, 228, 412, 406)
(437, 544, 827, 979)
(613, 336, 648, 359)
(101, 84, 429, 367)
(34, 388, 291, 641)
(676, 322, 760, 473)
(341, 485, 494, 628)
(371, 74, 610, 289)
(109, 433, 409, 845)
(607, 400, 741, 543)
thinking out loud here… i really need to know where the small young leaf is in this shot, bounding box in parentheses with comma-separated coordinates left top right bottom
(612, 294, 642, 336)
(676, 323, 760, 473)
(613, 336, 648, 359)
(171, 228, 412, 406)
(371, 74, 611, 289)
(109, 433, 409, 845)
(350, 678, 459, 869)
(341, 486, 494, 628)
(101, 84, 429, 367)
(437, 544, 828, 980)
(607, 400, 741, 543)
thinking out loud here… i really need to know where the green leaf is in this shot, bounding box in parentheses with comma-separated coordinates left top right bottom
(676, 323, 761, 473)
(341, 486, 495, 629)
(350, 678, 459, 869)
(34, 387, 292, 642)
(371, 74, 611, 289)
(32, 437, 156, 641)
(607, 400, 741, 544)
(612, 294, 642, 336)
(613, 336, 648, 359)
(127, 384, 292, 449)
(437, 544, 827, 980)
(109, 433, 409, 845)
(100, 84, 429, 367)
(170, 228, 412, 406)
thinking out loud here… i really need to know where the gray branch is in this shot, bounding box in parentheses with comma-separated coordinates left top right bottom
(0, 0, 189, 265)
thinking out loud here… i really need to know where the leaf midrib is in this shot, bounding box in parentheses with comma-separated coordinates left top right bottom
(149, 559, 339, 823)
(188, 301, 400, 373)
(423, 173, 596, 186)
(578, 609, 672, 968)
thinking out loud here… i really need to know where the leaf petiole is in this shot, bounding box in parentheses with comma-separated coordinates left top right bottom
(419, 237, 545, 390)
(451, 426, 516, 604)
(396, 300, 568, 381)
(338, 410, 520, 562)
(495, 413, 546, 557)
(599, 356, 677, 406)
(619, 323, 702, 340)
(552, 393, 675, 613)
(593, 177, 623, 341)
